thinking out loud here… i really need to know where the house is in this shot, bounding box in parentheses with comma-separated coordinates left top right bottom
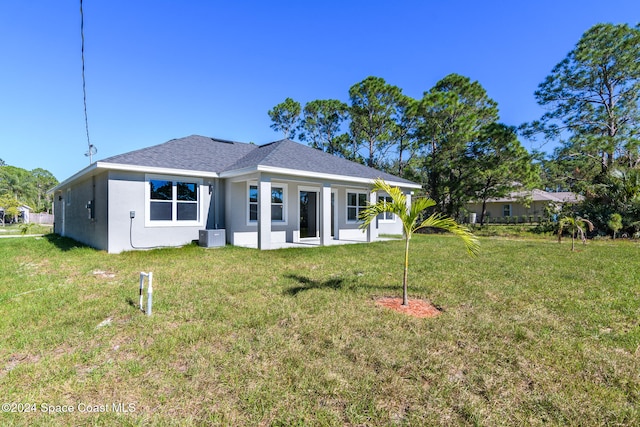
(466, 189, 583, 224)
(50, 135, 421, 253)
(0, 205, 31, 224)
(18, 205, 31, 223)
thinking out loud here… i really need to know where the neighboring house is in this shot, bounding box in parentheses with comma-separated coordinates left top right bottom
(19, 205, 31, 223)
(466, 189, 583, 224)
(49, 135, 421, 253)
(0, 205, 31, 223)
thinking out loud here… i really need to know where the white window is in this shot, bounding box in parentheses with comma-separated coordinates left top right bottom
(271, 187, 284, 221)
(248, 183, 287, 224)
(145, 175, 202, 226)
(347, 191, 368, 222)
(249, 185, 258, 222)
(503, 204, 512, 217)
(377, 195, 395, 222)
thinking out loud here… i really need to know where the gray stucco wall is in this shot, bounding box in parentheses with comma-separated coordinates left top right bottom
(205, 179, 225, 230)
(377, 216, 403, 235)
(106, 171, 215, 253)
(53, 172, 109, 250)
(374, 190, 403, 236)
(332, 185, 372, 240)
(52, 166, 413, 252)
(225, 178, 294, 246)
(225, 175, 380, 245)
(225, 180, 252, 244)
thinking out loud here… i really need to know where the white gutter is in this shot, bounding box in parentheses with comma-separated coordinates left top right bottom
(97, 162, 219, 179)
(49, 162, 220, 194)
(221, 165, 422, 189)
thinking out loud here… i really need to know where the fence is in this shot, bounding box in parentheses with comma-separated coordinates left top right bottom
(28, 213, 54, 224)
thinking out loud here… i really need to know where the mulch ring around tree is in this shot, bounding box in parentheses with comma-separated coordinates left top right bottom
(375, 297, 442, 318)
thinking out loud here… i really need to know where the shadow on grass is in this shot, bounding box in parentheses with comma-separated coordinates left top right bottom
(44, 234, 91, 252)
(284, 274, 344, 296)
(126, 297, 138, 309)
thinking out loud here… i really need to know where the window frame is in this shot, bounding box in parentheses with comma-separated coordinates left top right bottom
(145, 174, 203, 227)
(247, 182, 288, 226)
(377, 194, 396, 223)
(503, 204, 512, 217)
(346, 189, 368, 223)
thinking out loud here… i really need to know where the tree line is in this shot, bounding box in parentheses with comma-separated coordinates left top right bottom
(0, 159, 58, 222)
(268, 74, 538, 222)
(268, 23, 640, 236)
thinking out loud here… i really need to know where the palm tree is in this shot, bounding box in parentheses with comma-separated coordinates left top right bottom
(557, 215, 594, 251)
(359, 179, 479, 306)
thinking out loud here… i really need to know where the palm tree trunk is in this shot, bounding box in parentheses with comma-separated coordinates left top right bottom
(403, 236, 410, 306)
(571, 231, 575, 251)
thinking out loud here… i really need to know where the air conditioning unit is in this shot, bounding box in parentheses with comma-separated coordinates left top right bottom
(199, 229, 226, 247)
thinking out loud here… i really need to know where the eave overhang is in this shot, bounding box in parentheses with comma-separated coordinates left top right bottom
(220, 165, 422, 189)
(48, 162, 220, 194)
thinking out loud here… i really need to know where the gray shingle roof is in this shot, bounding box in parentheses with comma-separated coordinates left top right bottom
(99, 135, 418, 186)
(101, 135, 257, 173)
(224, 139, 416, 184)
(486, 189, 584, 203)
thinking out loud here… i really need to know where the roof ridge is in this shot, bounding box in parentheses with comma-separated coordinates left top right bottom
(256, 139, 291, 162)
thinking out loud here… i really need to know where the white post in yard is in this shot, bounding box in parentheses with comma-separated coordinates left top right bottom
(139, 273, 145, 311)
(139, 272, 153, 316)
(147, 272, 153, 316)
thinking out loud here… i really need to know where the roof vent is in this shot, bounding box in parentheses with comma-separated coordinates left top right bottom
(210, 137, 235, 144)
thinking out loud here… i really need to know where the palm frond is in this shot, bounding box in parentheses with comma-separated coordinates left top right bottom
(360, 178, 409, 230)
(410, 197, 436, 218)
(580, 218, 595, 232)
(576, 218, 594, 244)
(358, 201, 387, 229)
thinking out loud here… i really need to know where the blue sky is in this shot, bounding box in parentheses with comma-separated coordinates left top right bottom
(1, 1, 638, 181)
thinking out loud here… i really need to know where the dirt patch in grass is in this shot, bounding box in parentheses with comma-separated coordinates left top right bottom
(0, 353, 41, 378)
(375, 297, 441, 318)
(92, 269, 116, 279)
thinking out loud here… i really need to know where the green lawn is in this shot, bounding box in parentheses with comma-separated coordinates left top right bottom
(0, 234, 638, 426)
(0, 224, 53, 236)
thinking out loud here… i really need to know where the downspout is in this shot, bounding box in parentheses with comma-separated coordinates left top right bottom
(209, 179, 218, 229)
(214, 179, 219, 229)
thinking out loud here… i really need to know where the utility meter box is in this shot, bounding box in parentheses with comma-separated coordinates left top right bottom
(199, 229, 226, 247)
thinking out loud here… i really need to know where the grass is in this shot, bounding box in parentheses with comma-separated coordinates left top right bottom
(0, 224, 53, 236)
(0, 234, 638, 426)
(467, 224, 553, 239)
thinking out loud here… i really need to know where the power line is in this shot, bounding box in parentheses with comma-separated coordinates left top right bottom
(80, 0, 96, 163)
